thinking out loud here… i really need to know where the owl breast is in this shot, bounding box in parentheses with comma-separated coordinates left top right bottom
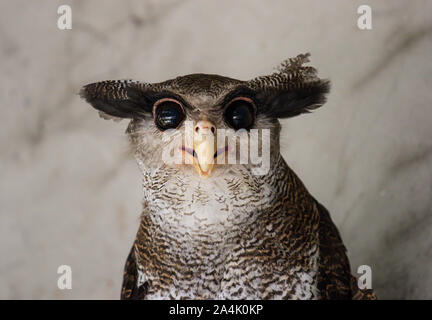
(135, 160, 321, 300)
(142, 241, 320, 300)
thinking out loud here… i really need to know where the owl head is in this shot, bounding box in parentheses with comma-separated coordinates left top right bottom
(80, 54, 329, 180)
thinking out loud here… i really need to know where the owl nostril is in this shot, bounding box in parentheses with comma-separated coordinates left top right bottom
(194, 122, 216, 134)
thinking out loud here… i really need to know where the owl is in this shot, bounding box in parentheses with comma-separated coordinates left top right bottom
(80, 53, 376, 300)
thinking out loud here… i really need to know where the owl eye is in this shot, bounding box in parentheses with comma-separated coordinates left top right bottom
(154, 99, 185, 131)
(224, 98, 255, 130)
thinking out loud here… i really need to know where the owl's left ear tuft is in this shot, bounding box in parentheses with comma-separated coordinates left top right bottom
(258, 79, 330, 118)
(248, 53, 331, 119)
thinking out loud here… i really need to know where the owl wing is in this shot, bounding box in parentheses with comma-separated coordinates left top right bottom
(314, 199, 376, 300)
(120, 243, 147, 300)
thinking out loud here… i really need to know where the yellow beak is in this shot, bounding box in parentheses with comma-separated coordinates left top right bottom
(193, 134, 216, 178)
(179, 120, 230, 178)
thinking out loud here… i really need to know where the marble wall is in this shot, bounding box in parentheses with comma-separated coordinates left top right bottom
(1, 0, 431, 299)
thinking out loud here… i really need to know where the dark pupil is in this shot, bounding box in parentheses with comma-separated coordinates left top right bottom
(225, 100, 254, 130)
(156, 102, 184, 130)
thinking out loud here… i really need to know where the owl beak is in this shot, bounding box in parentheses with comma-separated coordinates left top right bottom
(192, 140, 215, 177)
(192, 120, 216, 178)
(179, 120, 229, 178)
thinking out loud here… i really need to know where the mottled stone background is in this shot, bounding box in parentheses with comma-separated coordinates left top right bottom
(1, 0, 431, 299)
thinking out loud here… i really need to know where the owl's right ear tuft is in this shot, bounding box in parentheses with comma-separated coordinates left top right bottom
(79, 80, 154, 120)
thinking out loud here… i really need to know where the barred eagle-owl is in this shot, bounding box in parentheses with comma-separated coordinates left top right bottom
(80, 53, 376, 300)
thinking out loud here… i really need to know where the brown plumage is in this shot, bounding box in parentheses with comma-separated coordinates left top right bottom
(81, 53, 376, 300)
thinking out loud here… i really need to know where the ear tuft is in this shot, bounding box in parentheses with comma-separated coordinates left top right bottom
(247, 53, 331, 119)
(262, 79, 331, 118)
(80, 80, 153, 120)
